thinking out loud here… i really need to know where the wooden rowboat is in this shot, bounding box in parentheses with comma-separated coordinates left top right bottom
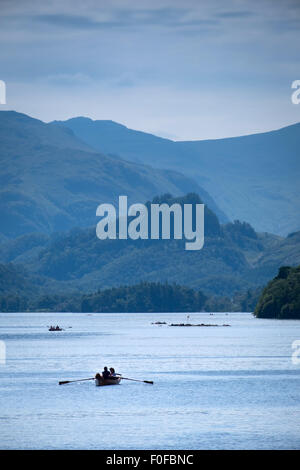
(59, 374, 153, 386)
(95, 374, 121, 386)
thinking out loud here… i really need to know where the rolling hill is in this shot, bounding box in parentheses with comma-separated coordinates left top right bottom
(1, 194, 299, 298)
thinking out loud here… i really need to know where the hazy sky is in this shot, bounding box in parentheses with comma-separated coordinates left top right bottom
(1, 0, 300, 140)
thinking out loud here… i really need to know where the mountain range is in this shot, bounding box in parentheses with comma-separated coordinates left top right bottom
(0, 110, 299, 304)
(0, 111, 224, 238)
(56, 117, 300, 236)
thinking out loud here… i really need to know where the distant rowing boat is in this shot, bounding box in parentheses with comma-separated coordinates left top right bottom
(95, 374, 121, 386)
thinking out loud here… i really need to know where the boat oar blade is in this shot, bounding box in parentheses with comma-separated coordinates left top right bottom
(58, 377, 94, 385)
(120, 376, 154, 384)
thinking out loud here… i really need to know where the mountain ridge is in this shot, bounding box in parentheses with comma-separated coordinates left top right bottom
(57, 116, 300, 235)
(0, 110, 225, 237)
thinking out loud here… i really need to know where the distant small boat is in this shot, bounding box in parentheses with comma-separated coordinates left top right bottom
(49, 326, 63, 331)
(95, 374, 121, 386)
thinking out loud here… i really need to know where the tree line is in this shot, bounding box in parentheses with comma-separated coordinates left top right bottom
(254, 265, 300, 319)
(0, 280, 261, 313)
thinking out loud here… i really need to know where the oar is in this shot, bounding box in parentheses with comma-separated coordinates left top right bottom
(119, 376, 154, 385)
(59, 377, 94, 385)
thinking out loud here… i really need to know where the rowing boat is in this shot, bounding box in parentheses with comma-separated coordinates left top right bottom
(59, 374, 153, 386)
(95, 374, 121, 386)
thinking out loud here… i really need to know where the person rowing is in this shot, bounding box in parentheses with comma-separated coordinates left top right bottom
(94, 367, 121, 386)
(102, 366, 110, 379)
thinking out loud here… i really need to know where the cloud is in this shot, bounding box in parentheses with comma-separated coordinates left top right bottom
(216, 11, 254, 19)
(35, 13, 124, 30)
(1, 0, 300, 139)
(42, 73, 93, 86)
(33, 7, 220, 32)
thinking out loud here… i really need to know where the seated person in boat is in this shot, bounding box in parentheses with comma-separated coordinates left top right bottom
(109, 367, 116, 376)
(102, 366, 110, 379)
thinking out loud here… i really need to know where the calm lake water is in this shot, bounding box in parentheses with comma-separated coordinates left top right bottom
(0, 312, 300, 450)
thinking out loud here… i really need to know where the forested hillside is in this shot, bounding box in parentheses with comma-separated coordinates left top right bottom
(0, 194, 299, 305)
(254, 265, 300, 319)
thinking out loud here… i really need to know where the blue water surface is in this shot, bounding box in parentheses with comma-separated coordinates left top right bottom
(0, 312, 299, 449)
